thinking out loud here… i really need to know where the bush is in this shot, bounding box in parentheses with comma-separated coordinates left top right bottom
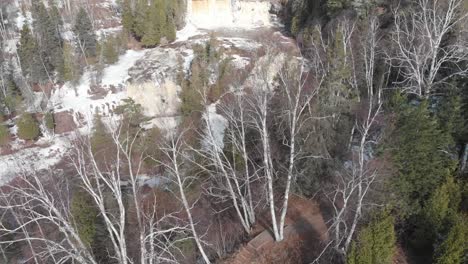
(17, 113, 40, 140)
(0, 123, 10, 146)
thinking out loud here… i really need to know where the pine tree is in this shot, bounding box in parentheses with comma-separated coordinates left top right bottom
(32, 2, 63, 73)
(73, 8, 97, 58)
(164, 0, 177, 42)
(133, 0, 148, 39)
(0, 123, 10, 146)
(17, 24, 46, 83)
(433, 214, 468, 264)
(1, 73, 22, 114)
(44, 112, 55, 131)
(347, 210, 396, 264)
(121, 0, 134, 34)
(391, 98, 456, 218)
(141, 0, 165, 47)
(70, 190, 98, 247)
(59, 42, 80, 82)
(102, 36, 119, 65)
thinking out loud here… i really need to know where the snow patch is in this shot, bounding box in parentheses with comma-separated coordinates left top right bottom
(0, 137, 70, 185)
(202, 103, 227, 151)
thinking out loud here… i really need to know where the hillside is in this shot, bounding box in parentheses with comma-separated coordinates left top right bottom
(0, 0, 467, 264)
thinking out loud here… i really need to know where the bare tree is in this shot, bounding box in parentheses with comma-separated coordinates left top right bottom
(0, 121, 192, 264)
(326, 17, 383, 259)
(241, 47, 319, 241)
(71, 123, 191, 264)
(0, 170, 98, 264)
(157, 131, 212, 264)
(389, 0, 468, 97)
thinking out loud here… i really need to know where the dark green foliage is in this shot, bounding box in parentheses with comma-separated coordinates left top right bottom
(16, 113, 40, 140)
(121, 0, 134, 34)
(436, 92, 465, 142)
(132, 0, 148, 39)
(74, 8, 97, 57)
(90, 112, 111, 155)
(0, 123, 10, 146)
(59, 42, 81, 83)
(0, 73, 22, 114)
(141, 0, 165, 47)
(433, 213, 468, 264)
(102, 36, 119, 65)
(347, 210, 396, 264)
(326, 0, 348, 15)
(17, 24, 47, 83)
(70, 190, 98, 247)
(44, 112, 55, 131)
(114, 98, 149, 128)
(124, 0, 179, 46)
(390, 98, 456, 218)
(164, 0, 177, 42)
(32, 2, 64, 73)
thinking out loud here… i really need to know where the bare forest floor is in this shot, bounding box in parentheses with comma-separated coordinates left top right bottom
(222, 195, 329, 264)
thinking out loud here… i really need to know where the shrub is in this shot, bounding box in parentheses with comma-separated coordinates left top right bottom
(17, 113, 40, 140)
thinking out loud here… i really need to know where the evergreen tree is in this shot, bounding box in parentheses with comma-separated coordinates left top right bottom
(18, 24, 47, 83)
(44, 112, 55, 131)
(32, 2, 63, 73)
(102, 36, 119, 65)
(1, 73, 22, 114)
(347, 210, 396, 264)
(17, 113, 40, 140)
(391, 98, 456, 218)
(132, 0, 148, 39)
(121, 0, 134, 34)
(141, 0, 165, 47)
(70, 190, 98, 247)
(433, 214, 468, 264)
(164, 0, 177, 42)
(73, 8, 97, 58)
(59, 42, 80, 82)
(436, 92, 465, 143)
(0, 123, 9, 146)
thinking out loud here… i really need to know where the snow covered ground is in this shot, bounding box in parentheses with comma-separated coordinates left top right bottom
(0, 136, 70, 185)
(50, 49, 146, 133)
(0, 0, 286, 185)
(0, 50, 145, 182)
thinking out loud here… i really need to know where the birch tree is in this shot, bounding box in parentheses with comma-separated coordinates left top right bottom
(157, 131, 212, 264)
(327, 17, 383, 259)
(0, 170, 98, 264)
(71, 124, 191, 264)
(390, 0, 468, 97)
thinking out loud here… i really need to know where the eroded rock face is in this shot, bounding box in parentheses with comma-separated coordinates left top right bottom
(126, 48, 187, 119)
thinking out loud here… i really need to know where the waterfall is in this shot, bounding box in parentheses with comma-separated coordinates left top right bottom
(186, 0, 272, 29)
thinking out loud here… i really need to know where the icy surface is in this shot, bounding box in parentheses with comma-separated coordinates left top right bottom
(202, 103, 228, 151)
(101, 50, 146, 86)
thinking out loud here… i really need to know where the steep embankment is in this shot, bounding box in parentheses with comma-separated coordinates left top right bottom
(0, 0, 292, 193)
